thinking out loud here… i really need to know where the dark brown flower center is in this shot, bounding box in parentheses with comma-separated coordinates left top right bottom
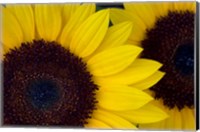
(3, 40, 98, 126)
(141, 11, 194, 110)
(26, 78, 60, 110)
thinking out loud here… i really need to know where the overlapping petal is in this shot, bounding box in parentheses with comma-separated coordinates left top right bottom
(113, 103, 168, 124)
(59, 4, 95, 48)
(97, 85, 153, 111)
(87, 45, 142, 76)
(35, 4, 62, 41)
(94, 59, 162, 85)
(110, 8, 146, 42)
(96, 21, 133, 53)
(124, 3, 156, 28)
(132, 71, 165, 90)
(90, 109, 137, 129)
(85, 118, 112, 128)
(2, 7, 23, 50)
(62, 3, 81, 25)
(70, 9, 109, 58)
(6, 5, 35, 42)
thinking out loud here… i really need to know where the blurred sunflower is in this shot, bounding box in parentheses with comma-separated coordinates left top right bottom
(110, 2, 196, 130)
(1, 4, 168, 128)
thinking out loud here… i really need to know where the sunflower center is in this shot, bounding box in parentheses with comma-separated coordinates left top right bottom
(3, 40, 98, 126)
(174, 42, 194, 75)
(141, 11, 194, 110)
(26, 79, 60, 110)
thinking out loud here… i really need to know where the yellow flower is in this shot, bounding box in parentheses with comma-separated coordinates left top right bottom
(1, 4, 167, 128)
(110, 2, 196, 130)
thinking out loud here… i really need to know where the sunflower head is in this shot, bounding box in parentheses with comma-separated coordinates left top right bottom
(1, 3, 168, 128)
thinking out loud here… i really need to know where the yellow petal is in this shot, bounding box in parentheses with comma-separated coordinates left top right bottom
(173, 108, 182, 129)
(97, 85, 153, 111)
(62, 3, 81, 25)
(159, 107, 183, 130)
(148, 96, 167, 110)
(150, 2, 172, 17)
(2, 7, 23, 50)
(126, 39, 141, 46)
(7, 4, 35, 42)
(174, 2, 196, 12)
(190, 2, 196, 12)
(138, 99, 168, 129)
(139, 120, 166, 130)
(87, 45, 142, 76)
(114, 103, 168, 124)
(128, 26, 146, 42)
(182, 107, 195, 130)
(59, 4, 95, 48)
(85, 118, 111, 128)
(110, 8, 144, 28)
(92, 109, 137, 129)
(35, 4, 62, 41)
(94, 59, 162, 85)
(164, 109, 176, 129)
(132, 71, 165, 90)
(124, 3, 156, 29)
(1, 42, 10, 56)
(95, 21, 133, 53)
(110, 8, 146, 42)
(0, 42, 3, 60)
(70, 9, 109, 58)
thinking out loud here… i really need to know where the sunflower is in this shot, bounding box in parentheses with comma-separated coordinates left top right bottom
(110, 2, 196, 130)
(1, 3, 168, 128)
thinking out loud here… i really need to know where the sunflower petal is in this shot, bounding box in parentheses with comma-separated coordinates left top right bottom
(174, 2, 196, 12)
(114, 103, 168, 124)
(182, 108, 195, 130)
(92, 109, 137, 129)
(59, 4, 95, 48)
(173, 108, 182, 129)
(35, 4, 62, 41)
(87, 45, 142, 76)
(85, 118, 111, 128)
(70, 9, 109, 58)
(2, 7, 23, 50)
(62, 3, 81, 24)
(126, 39, 140, 46)
(164, 109, 176, 129)
(97, 85, 153, 111)
(139, 120, 166, 129)
(110, 8, 144, 27)
(190, 2, 196, 12)
(94, 59, 162, 85)
(132, 71, 165, 90)
(96, 21, 133, 53)
(128, 26, 146, 42)
(7, 4, 35, 42)
(124, 3, 156, 28)
(110, 8, 146, 42)
(0, 42, 3, 60)
(157, 107, 183, 129)
(150, 3, 171, 16)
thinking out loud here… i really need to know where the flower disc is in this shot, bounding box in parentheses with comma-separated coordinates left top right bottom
(141, 11, 194, 109)
(3, 40, 98, 126)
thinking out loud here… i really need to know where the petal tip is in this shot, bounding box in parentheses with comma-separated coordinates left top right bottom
(122, 21, 133, 30)
(99, 9, 110, 16)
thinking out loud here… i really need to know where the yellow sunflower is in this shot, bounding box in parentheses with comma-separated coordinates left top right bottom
(110, 2, 196, 130)
(1, 3, 168, 128)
